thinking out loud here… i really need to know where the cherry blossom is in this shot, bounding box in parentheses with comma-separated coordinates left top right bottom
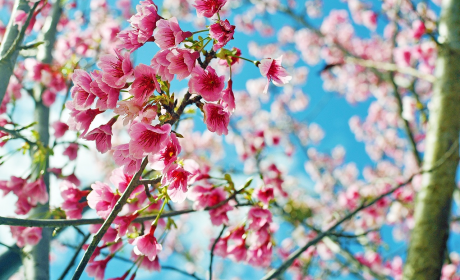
(128, 122, 171, 159)
(209, 19, 235, 51)
(203, 103, 230, 135)
(188, 65, 225, 102)
(193, 0, 227, 18)
(259, 56, 292, 93)
(155, 17, 192, 49)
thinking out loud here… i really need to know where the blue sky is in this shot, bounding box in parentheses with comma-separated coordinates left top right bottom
(1, 0, 457, 279)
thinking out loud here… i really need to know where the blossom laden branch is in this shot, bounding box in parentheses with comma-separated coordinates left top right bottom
(345, 57, 436, 83)
(261, 140, 459, 280)
(71, 157, 149, 280)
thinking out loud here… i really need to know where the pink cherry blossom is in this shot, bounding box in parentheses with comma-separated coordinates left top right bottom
(155, 17, 192, 49)
(63, 143, 79, 160)
(139, 104, 158, 124)
(228, 242, 247, 262)
(221, 79, 235, 112)
(114, 213, 139, 238)
(128, 122, 171, 159)
(412, 20, 426, 40)
(188, 184, 215, 210)
(130, 64, 160, 102)
(114, 98, 143, 126)
(98, 49, 134, 88)
(212, 236, 229, 257)
(258, 56, 292, 93)
(162, 163, 191, 203)
(23, 178, 48, 206)
(150, 49, 174, 82)
(65, 174, 81, 187)
(254, 186, 274, 205)
(117, 29, 146, 52)
(15, 197, 33, 215)
(209, 199, 233, 225)
(87, 182, 120, 219)
(60, 181, 88, 202)
(66, 101, 102, 136)
(10, 226, 42, 248)
(84, 117, 117, 153)
(71, 69, 95, 110)
(193, 0, 227, 18)
(133, 226, 162, 261)
(188, 65, 225, 102)
(90, 70, 120, 110)
(129, 0, 161, 43)
(167, 48, 199, 81)
(42, 90, 56, 107)
(0, 176, 26, 196)
(87, 257, 112, 280)
(149, 133, 181, 170)
(62, 200, 87, 219)
(109, 167, 143, 195)
(112, 144, 143, 175)
(247, 207, 272, 231)
(203, 103, 230, 135)
(184, 159, 211, 184)
(209, 19, 235, 51)
(139, 254, 161, 271)
(247, 242, 272, 267)
(52, 121, 69, 138)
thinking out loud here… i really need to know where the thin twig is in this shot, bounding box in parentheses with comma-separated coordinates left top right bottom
(0, 126, 36, 146)
(162, 265, 203, 280)
(57, 234, 90, 280)
(209, 225, 226, 280)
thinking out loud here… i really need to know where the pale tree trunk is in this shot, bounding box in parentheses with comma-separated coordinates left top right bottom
(403, 0, 460, 279)
(22, 2, 62, 280)
(0, 0, 30, 105)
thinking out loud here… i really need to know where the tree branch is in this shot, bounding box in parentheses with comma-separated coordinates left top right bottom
(0, 0, 39, 106)
(57, 234, 91, 280)
(209, 225, 226, 280)
(345, 57, 436, 83)
(0, 126, 36, 146)
(71, 157, 149, 280)
(260, 140, 458, 280)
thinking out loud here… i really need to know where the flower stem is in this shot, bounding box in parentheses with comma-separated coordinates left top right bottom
(152, 198, 168, 226)
(192, 29, 208, 35)
(198, 38, 212, 52)
(229, 54, 258, 65)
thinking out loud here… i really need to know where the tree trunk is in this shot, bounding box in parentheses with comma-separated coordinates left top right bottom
(0, 0, 30, 105)
(403, 0, 460, 279)
(22, 2, 62, 280)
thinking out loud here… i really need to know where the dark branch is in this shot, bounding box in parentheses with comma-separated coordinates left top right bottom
(209, 225, 226, 280)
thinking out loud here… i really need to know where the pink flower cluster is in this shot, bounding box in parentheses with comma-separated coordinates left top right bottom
(0, 177, 48, 215)
(212, 207, 274, 267)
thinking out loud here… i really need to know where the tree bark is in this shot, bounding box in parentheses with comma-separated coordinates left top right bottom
(403, 0, 460, 279)
(0, 0, 30, 105)
(22, 2, 62, 280)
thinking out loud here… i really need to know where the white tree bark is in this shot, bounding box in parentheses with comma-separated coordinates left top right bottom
(403, 0, 460, 279)
(22, 1, 62, 280)
(0, 0, 30, 105)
